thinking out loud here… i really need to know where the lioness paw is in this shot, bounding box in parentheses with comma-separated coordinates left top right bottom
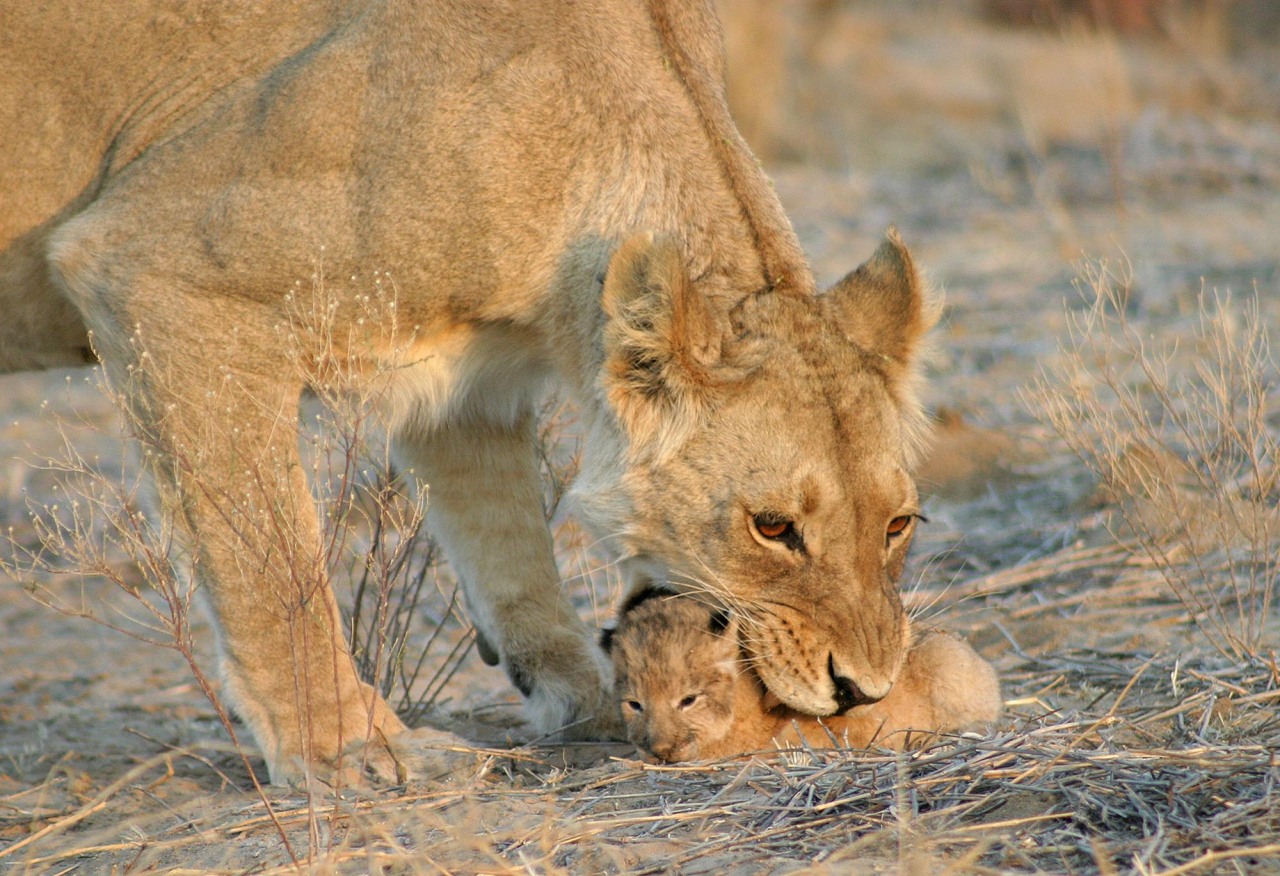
(910, 630, 1003, 731)
(271, 726, 485, 791)
(384, 726, 491, 785)
(502, 628, 622, 742)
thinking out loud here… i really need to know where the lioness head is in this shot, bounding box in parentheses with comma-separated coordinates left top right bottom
(577, 230, 936, 717)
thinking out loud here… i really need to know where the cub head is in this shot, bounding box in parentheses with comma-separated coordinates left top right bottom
(580, 230, 936, 718)
(602, 590, 742, 762)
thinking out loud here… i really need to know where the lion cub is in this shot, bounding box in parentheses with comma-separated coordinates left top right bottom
(604, 594, 1001, 762)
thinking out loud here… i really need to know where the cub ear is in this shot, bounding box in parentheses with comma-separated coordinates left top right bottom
(705, 608, 740, 666)
(706, 608, 740, 651)
(618, 583, 676, 618)
(824, 229, 938, 371)
(602, 233, 723, 454)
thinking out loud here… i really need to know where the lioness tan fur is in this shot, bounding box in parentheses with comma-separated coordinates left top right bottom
(607, 594, 1002, 762)
(2, 0, 937, 784)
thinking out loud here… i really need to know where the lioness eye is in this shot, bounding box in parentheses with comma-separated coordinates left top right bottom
(887, 514, 926, 542)
(886, 516, 912, 537)
(756, 519, 790, 539)
(625, 700, 644, 713)
(751, 514, 802, 547)
(750, 513, 805, 552)
(678, 694, 699, 709)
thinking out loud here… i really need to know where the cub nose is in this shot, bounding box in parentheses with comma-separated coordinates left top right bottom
(649, 742, 679, 763)
(829, 653, 883, 713)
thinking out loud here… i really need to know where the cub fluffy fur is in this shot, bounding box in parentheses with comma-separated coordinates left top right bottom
(606, 594, 1001, 762)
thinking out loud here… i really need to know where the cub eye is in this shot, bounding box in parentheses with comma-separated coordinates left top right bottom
(678, 694, 699, 710)
(625, 700, 644, 713)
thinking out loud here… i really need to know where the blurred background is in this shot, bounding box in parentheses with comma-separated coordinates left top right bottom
(705, 0, 1280, 430)
(719, 0, 1279, 174)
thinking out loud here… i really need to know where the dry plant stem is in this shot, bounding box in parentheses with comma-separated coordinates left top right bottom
(0, 754, 182, 863)
(3, 399, 304, 864)
(1029, 259, 1278, 661)
(0, 747, 295, 867)
(338, 467, 475, 724)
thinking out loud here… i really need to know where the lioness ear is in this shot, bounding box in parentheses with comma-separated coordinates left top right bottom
(825, 229, 940, 466)
(825, 229, 937, 368)
(602, 233, 722, 452)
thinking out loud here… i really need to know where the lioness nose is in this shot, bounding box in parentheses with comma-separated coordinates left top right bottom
(829, 654, 883, 713)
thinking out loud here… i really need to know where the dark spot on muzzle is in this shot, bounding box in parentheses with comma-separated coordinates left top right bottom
(828, 653, 883, 713)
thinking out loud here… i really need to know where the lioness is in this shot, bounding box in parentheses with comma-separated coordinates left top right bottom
(605, 591, 1001, 762)
(1, 0, 936, 785)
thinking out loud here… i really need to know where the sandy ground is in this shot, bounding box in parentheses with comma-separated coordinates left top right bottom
(2, 4, 1278, 874)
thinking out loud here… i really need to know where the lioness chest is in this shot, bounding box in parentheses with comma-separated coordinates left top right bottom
(368, 322, 553, 434)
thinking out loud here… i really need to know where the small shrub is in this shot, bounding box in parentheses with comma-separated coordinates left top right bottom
(1030, 259, 1278, 661)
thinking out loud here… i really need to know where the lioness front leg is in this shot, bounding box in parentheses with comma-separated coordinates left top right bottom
(62, 283, 453, 786)
(137, 362, 428, 786)
(396, 413, 616, 739)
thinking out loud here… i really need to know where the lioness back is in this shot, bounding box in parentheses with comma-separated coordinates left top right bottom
(607, 595, 1001, 762)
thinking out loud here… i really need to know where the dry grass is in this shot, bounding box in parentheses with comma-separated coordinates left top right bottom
(4, 3, 1280, 874)
(1029, 261, 1279, 663)
(4, 619, 1277, 873)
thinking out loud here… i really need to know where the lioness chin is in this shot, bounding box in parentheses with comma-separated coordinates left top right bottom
(2, 0, 938, 785)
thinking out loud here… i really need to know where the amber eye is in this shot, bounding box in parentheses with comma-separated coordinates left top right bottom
(756, 519, 791, 539)
(887, 514, 925, 541)
(678, 694, 699, 710)
(750, 513, 804, 551)
(625, 700, 644, 714)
